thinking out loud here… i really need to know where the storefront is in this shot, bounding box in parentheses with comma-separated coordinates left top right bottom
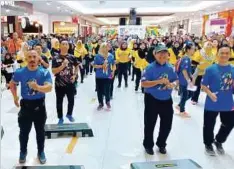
(202, 9, 234, 36)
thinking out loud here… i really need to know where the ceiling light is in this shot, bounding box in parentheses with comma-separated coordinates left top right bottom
(57, 6, 61, 9)
(6, 9, 10, 12)
(46, 2, 51, 5)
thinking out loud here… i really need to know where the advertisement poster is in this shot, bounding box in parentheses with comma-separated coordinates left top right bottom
(118, 25, 146, 39)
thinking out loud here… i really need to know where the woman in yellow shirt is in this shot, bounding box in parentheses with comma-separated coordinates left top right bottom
(212, 39, 219, 62)
(168, 41, 181, 65)
(131, 42, 139, 81)
(74, 40, 88, 83)
(115, 41, 131, 88)
(41, 40, 52, 60)
(191, 41, 216, 104)
(228, 38, 234, 65)
(132, 42, 149, 92)
(16, 42, 29, 68)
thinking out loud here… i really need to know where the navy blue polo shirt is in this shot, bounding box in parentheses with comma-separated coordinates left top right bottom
(142, 61, 178, 100)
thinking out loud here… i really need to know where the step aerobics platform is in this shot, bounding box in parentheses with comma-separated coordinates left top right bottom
(45, 123, 94, 139)
(131, 159, 202, 169)
(15, 165, 85, 169)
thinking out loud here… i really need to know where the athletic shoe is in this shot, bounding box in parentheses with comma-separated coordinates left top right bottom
(38, 152, 46, 164)
(158, 147, 167, 154)
(117, 84, 121, 88)
(58, 118, 64, 125)
(66, 115, 75, 122)
(106, 102, 111, 109)
(180, 112, 191, 118)
(205, 145, 216, 156)
(191, 101, 197, 105)
(214, 141, 225, 154)
(145, 148, 154, 155)
(97, 104, 104, 111)
(19, 152, 27, 164)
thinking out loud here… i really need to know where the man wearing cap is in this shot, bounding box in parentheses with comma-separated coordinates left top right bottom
(141, 44, 178, 155)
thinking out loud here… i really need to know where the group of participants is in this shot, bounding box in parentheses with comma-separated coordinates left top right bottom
(1, 32, 234, 164)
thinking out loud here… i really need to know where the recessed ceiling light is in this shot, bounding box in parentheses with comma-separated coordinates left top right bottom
(46, 2, 51, 5)
(6, 9, 10, 12)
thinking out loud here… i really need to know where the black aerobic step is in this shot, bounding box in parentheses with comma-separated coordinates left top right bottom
(45, 123, 94, 139)
(14, 165, 85, 169)
(131, 159, 202, 169)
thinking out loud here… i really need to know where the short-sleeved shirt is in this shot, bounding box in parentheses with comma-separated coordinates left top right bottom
(142, 62, 178, 100)
(41, 55, 49, 69)
(202, 64, 234, 112)
(94, 53, 115, 79)
(178, 56, 192, 86)
(52, 54, 78, 87)
(12, 67, 52, 100)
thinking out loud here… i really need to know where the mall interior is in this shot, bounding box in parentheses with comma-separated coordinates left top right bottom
(1, 1, 234, 169)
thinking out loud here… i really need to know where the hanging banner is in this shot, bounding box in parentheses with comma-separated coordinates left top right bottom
(146, 26, 160, 37)
(118, 25, 146, 39)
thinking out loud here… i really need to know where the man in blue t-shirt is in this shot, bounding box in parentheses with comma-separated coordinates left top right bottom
(10, 50, 52, 164)
(201, 45, 234, 156)
(93, 43, 116, 110)
(141, 44, 178, 155)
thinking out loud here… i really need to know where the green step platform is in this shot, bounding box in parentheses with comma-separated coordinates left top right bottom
(15, 165, 84, 169)
(131, 159, 202, 169)
(45, 123, 94, 139)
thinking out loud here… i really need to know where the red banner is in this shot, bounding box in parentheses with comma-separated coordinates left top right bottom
(225, 15, 233, 37)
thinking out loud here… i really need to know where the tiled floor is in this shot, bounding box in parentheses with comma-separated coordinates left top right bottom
(1, 73, 234, 169)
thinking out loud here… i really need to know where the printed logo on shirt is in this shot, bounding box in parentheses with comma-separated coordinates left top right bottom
(26, 79, 38, 96)
(157, 73, 168, 90)
(220, 73, 233, 91)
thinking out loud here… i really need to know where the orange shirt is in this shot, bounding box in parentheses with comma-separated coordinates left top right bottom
(7, 39, 22, 54)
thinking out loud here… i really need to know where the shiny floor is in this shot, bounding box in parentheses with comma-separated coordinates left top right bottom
(1, 73, 234, 169)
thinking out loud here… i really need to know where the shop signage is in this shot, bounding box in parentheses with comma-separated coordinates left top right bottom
(1, 1, 15, 6)
(118, 25, 146, 39)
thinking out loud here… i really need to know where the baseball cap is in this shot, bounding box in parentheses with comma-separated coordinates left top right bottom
(154, 43, 168, 53)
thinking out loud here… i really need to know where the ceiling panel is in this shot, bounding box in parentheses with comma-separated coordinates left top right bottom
(79, 1, 196, 9)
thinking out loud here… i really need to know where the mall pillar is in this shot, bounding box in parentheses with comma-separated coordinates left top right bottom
(7, 16, 22, 37)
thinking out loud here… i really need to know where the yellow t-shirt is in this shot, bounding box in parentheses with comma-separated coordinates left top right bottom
(74, 45, 88, 58)
(115, 48, 131, 63)
(42, 50, 52, 59)
(16, 53, 27, 67)
(132, 50, 148, 70)
(168, 48, 177, 65)
(229, 49, 234, 65)
(192, 49, 216, 76)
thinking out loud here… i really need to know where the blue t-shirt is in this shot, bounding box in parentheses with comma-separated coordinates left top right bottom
(12, 67, 52, 100)
(94, 53, 115, 79)
(178, 56, 192, 86)
(202, 64, 234, 112)
(142, 62, 178, 100)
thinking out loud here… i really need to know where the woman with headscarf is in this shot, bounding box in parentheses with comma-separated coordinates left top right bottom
(131, 42, 139, 81)
(41, 39, 52, 60)
(84, 40, 93, 75)
(93, 43, 116, 110)
(168, 41, 181, 65)
(115, 41, 131, 88)
(146, 39, 158, 63)
(74, 40, 88, 84)
(16, 42, 29, 68)
(191, 41, 216, 105)
(132, 42, 149, 92)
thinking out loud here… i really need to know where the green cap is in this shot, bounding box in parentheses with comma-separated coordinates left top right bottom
(154, 44, 168, 53)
